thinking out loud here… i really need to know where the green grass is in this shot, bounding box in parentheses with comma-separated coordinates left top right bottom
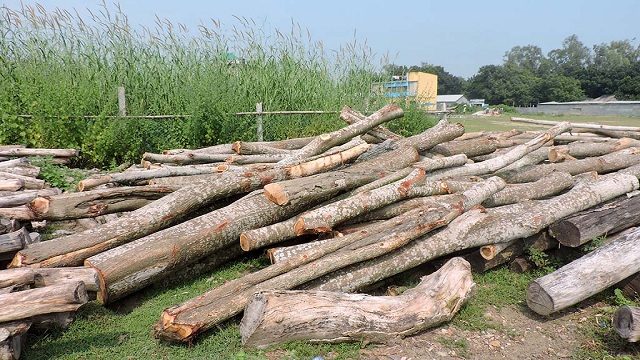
(453, 113, 640, 133)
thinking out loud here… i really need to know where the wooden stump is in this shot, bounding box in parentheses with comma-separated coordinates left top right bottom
(613, 305, 640, 342)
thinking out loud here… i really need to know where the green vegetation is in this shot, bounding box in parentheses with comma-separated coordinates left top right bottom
(30, 157, 88, 191)
(0, 3, 398, 167)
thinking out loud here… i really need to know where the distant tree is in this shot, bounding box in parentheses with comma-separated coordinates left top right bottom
(466, 64, 539, 106)
(547, 35, 591, 77)
(536, 74, 584, 102)
(503, 45, 545, 74)
(582, 39, 640, 99)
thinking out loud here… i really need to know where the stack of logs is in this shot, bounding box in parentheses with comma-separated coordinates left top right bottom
(1, 106, 640, 357)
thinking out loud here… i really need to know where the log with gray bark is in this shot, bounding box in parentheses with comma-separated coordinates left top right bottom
(0, 322, 30, 360)
(0, 189, 60, 208)
(304, 173, 638, 293)
(614, 305, 640, 342)
(527, 227, 640, 316)
(548, 194, 640, 247)
(510, 117, 640, 133)
(548, 138, 640, 162)
(0, 228, 37, 262)
(481, 172, 574, 207)
(0, 281, 88, 323)
(339, 105, 403, 142)
(153, 178, 504, 342)
(10, 146, 369, 269)
(240, 257, 475, 348)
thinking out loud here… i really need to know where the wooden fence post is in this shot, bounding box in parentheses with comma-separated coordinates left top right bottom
(256, 102, 264, 141)
(117, 87, 127, 117)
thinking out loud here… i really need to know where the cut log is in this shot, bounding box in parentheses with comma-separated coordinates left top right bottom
(482, 172, 574, 207)
(240, 257, 475, 348)
(0, 165, 40, 178)
(0, 180, 22, 192)
(0, 322, 30, 360)
(0, 189, 60, 208)
(511, 117, 640, 132)
(426, 122, 571, 180)
(163, 143, 234, 155)
(32, 267, 100, 293)
(0, 228, 35, 261)
(0, 281, 88, 323)
(27, 185, 179, 220)
(11, 147, 369, 268)
(0, 267, 35, 290)
(153, 178, 502, 342)
(497, 150, 640, 183)
(510, 258, 535, 273)
(339, 105, 403, 142)
(431, 137, 498, 158)
(230, 137, 314, 154)
(614, 305, 640, 342)
(549, 138, 640, 162)
(305, 173, 638, 293)
(278, 105, 404, 165)
(548, 194, 640, 247)
(0, 148, 78, 157)
(527, 227, 640, 316)
(0, 171, 45, 190)
(0, 207, 35, 221)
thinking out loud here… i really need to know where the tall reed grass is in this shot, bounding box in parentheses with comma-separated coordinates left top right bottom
(0, 2, 433, 167)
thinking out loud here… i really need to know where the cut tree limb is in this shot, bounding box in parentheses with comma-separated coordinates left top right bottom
(527, 227, 640, 316)
(511, 117, 640, 132)
(614, 305, 640, 342)
(0, 281, 88, 323)
(482, 172, 574, 207)
(549, 138, 640, 162)
(339, 105, 403, 141)
(240, 257, 475, 348)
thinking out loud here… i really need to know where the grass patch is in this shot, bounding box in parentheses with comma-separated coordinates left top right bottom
(437, 337, 469, 358)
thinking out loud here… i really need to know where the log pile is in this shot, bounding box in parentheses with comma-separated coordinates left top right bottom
(2, 109, 640, 352)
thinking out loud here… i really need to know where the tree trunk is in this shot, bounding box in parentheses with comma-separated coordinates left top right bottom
(510, 117, 640, 132)
(11, 149, 363, 268)
(431, 137, 499, 158)
(0, 267, 36, 291)
(0, 171, 46, 190)
(0, 180, 22, 192)
(339, 105, 403, 142)
(230, 137, 314, 154)
(549, 138, 640, 162)
(496, 150, 640, 183)
(0, 207, 35, 221)
(426, 122, 571, 180)
(0, 322, 30, 360)
(482, 172, 574, 207)
(0, 228, 36, 261)
(613, 305, 640, 342)
(304, 173, 638, 293)
(0, 281, 88, 323)
(0, 189, 60, 208)
(32, 267, 100, 293)
(527, 227, 640, 315)
(153, 178, 502, 343)
(278, 105, 404, 165)
(0, 148, 78, 157)
(27, 185, 179, 220)
(548, 194, 640, 247)
(240, 257, 474, 348)
(0, 165, 40, 178)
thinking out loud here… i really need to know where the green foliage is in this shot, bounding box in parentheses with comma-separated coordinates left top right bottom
(386, 104, 438, 137)
(30, 157, 87, 191)
(0, 3, 387, 167)
(613, 288, 638, 307)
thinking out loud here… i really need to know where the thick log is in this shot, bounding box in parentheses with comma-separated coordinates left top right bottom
(0, 189, 60, 208)
(0, 171, 44, 190)
(510, 257, 535, 273)
(86, 148, 419, 304)
(305, 173, 638, 292)
(27, 185, 179, 220)
(549, 138, 640, 162)
(431, 137, 498, 158)
(0, 148, 78, 157)
(240, 257, 474, 348)
(0, 180, 22, 192)
(0, 268, 35, 290)
(0, 228, 35, 261)
(0, 207, 35, 221)
(78, 164, 226, 191)
(0, 322, 30, 360)
(614, 305, 640, 342)
(527, 227, 640, 315)
(482, 172, 574, 207)
(278, 105, 404, 165)
(0, 165, 40, 178)
(163, 143, 234, 155)
(549, 194, 640, 247)
(426, 122, 571, 180)
(497, 150, 640, 183)
(153, 178, 503, 342)
(0, 281, 88, 323)
(339, 105, 403, 142)
(498, 147, 550, 172)
(11, 148, 367, 268)
(32, 267, 100, 293)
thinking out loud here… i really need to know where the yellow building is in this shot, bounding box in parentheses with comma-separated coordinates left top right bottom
(371, 71, 438, 110)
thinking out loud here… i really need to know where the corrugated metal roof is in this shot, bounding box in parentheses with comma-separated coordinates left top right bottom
(437, 95, 464, 102)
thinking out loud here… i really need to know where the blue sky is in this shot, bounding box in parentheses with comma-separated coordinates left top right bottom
(1, 0, 638, 78)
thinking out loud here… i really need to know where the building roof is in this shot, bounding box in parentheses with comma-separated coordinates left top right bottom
(437, 95, 465, 102)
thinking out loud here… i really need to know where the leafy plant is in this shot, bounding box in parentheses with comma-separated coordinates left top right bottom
(30, 156, 87, 191)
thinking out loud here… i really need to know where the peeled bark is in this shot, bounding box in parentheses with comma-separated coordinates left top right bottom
(548, 194, 640, 247)
(306, 173, 638, 293)
(0, 281, 88, 323)
(27, 185, 179, 220)
(527, 227, 640, 316)
(614, 305, 640, 342)
(240, 257, 475, 348)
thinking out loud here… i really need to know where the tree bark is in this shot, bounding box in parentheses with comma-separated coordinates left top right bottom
(0, 171, 44, 190)
(0, 281, 88, 323)
(339, 105, 403, 142)
(0, 322, 30, 360)
(27, 185, 179, 220)
(511, 117, 640, 132)
(482, 172, 574, 207)
(0, 207, 35, 221)
(548, 194, 640, 247)
(305, 173, 638, 293)
(230, 137, 314, 154)
(549, 138, 640, 162)
(426, 122, 571, 180)
(431, 137, 499, 158)
(0, 189, 60, 208)
(0, 180, 22, 192)
(240, 257, 475, 348)
(153, 178, 502, 343)
(0, 228, 35, 261)
(11, 149, 363, 268)
(0, 148, 78, 157)
(613, 305, 640, 342)
(496, 150, 640, 183)
(0, 165, 40, 178)
(0, 267, 36, 290)
(527, 227, 640, 315)
(277, 105, 404, 165)
(32, 267, 100, 293)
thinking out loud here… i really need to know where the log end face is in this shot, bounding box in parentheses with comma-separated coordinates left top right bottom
(28, 197, 50, 217)
(613, 305, 634, 340)
(7, 252, 25, 269)
(293, 218, 307, 236)
(263, 183, 289, 205)
(526, 281, 554, 316)
(548, 221, 581, 247)
(239, 233, 252, 252)
(153, 312, 196, 343)
(85, 260, 109, 305)
(240, 292, 268, 347)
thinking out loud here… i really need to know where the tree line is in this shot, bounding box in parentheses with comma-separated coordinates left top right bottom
(385, 35, 640, 106)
